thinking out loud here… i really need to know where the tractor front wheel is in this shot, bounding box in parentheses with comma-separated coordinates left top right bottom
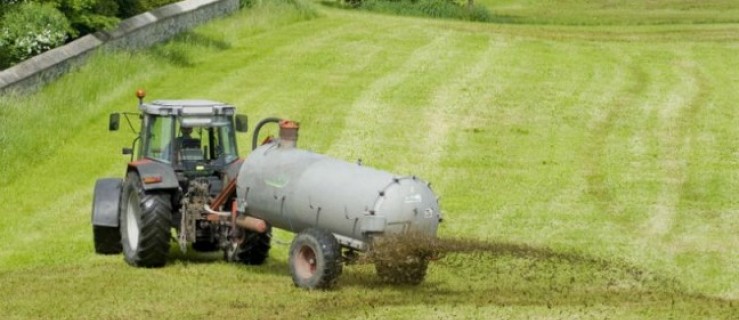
(120, 172, 172, 268)
(288, 228, 343, 289)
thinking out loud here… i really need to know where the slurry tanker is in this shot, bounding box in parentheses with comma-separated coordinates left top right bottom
(91, 91, 442, 289)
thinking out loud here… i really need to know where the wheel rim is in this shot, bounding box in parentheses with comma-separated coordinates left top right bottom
(295, 245, 317, 279)
(125, 192, 140, 251)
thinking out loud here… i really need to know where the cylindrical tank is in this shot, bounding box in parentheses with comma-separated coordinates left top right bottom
(235, 142, 441, 250)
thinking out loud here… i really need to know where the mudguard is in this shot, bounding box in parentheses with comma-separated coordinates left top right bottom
(91, 178, 122, 227)
(128, 159, 179, 191)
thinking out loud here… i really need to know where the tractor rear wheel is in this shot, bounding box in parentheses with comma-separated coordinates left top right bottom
(120, 172, 172, 268)
(288, 228, 342, 289)
(225, 225, 272, 265)
(93, 226, 122, 254)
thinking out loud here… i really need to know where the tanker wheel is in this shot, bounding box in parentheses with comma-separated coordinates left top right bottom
(225, 225, 272, 265)
(93, 225, 122, 254)
(374, 256, 429, 285)
(288, 228, 343, 289)
(120, 172, 172, 268)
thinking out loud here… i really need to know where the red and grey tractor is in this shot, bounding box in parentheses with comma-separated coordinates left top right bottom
(91, 91, 268, 267)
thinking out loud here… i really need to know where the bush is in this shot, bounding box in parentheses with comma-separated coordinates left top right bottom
(0, 2, 73, 69)
(356, 0, 493, 22)
(240, 0, 319, 18)
(40, 0, 120, 36)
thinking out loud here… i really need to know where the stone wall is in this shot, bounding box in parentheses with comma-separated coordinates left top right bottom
(0, 0, 239, 94)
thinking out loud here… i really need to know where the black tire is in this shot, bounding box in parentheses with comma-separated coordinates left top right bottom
(225, 226, 272, 265)
(93, 225, 122, 254)
(374, 256, 429, 285)
(120, 172, 172, 268)
(288, 228, 343, 289)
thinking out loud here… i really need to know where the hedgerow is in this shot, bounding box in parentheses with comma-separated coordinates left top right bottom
(0, 2, 72, 68)
(354, 0, 493, 23)
(0, 0, 180, 69)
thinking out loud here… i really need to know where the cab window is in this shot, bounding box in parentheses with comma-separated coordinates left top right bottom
(143, 115, 174, 162)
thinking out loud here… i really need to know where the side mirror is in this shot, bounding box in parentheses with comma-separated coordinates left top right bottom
(109, 113, 120, 131)
(235, 114, 248, 133)
(122, 148, 132, 155)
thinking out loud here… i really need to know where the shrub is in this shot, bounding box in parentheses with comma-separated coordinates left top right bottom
(0, 2, 73, 69)
(356, 0, 494, 22)
(40, 0, 120, 36)
(240, 0, 319, 19)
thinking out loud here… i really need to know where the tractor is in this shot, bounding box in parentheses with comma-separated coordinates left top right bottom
(91, 90, 269, 267)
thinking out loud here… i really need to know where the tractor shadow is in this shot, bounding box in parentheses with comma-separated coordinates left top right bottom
(167, 246, 223, 264)
(323, 238, 737, 317)
(166, 244, 293, 277)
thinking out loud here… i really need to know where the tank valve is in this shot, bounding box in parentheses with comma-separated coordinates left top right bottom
(279, 120, 299, 148)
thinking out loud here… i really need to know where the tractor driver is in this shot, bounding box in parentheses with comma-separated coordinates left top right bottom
(164, 126, 201, 162)
(178, 127, 193, 144)
(176, 126, 202, 150)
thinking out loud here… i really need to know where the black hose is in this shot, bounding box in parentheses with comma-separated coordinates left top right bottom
(252, 117, 282, 150)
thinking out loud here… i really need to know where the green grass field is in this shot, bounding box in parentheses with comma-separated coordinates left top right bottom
(478, 0, 739, 25)
(0, 0, 737, 318)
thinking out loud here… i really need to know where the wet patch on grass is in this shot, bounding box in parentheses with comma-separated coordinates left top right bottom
(332, 235, 737, 318)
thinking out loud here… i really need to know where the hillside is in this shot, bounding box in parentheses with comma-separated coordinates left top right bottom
(0, 1, 737, 318)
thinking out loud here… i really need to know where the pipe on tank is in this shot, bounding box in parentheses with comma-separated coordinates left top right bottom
(252, 117, 281, 150)
(235, 216, 268, 234)
(204, 204, 268, 233)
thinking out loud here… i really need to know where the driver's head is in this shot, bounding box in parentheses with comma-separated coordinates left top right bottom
(181, 127, 193, 135)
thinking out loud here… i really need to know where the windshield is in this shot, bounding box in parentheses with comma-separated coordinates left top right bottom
(142, 115, 239, 165)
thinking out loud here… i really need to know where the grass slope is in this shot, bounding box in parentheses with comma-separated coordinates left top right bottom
(1, 0, 738, 318)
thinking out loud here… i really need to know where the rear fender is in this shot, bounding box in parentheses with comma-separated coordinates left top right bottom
(91, 178, 123, 227)
(128, 159, 179, 191)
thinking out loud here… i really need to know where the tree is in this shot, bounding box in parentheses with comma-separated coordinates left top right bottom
(0, 2, 72, 68)
(39, 0, 120, 36)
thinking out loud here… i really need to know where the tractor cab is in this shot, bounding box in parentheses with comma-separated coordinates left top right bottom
(108, 96, 248, 181)
(141, 100, 247, 172)
(138, 100, 245, 174)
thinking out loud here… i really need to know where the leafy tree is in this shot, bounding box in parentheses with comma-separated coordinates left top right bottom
(1, 0, 184, 68)
(0, 2, 72, 68)
(39, 0, 120, 36)
(116, 0, 178, 18)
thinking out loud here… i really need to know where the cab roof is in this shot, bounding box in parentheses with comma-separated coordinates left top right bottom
(139, 99, 236, 116)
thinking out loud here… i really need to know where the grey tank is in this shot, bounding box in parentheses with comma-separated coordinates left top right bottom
(236, 142, 441, 250)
